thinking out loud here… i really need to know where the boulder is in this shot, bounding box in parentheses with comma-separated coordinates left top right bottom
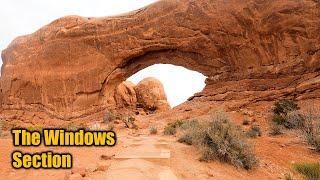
(135, 77, 171, 112)
(114, 81, 137, 108)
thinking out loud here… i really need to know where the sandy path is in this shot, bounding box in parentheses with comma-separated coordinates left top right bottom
(1, 129, 320, 180)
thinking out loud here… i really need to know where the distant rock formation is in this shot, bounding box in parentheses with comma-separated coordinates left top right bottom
(114, 78, 170, 114)
(135, 77, 171, 112)
(0, 0, 319, 122)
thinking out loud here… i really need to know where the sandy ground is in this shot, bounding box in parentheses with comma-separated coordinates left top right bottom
(1, 100, 320, 179)
(1, 124, 319, 180)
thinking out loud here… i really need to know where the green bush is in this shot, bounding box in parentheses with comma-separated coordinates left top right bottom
(178, 111, 258, 170)
(272, 114, 286, 125)
(149, 126, 158, 135)
(246, 125, 262, 138)
(163, 120, 185, 135)
(294, 162, 320, 180)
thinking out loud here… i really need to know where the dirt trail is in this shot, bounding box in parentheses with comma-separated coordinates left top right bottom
(89, 135, 177, 180)
(1, 129, 319, 180)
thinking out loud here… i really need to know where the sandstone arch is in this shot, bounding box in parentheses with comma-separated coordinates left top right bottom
(1, 0, 320, 122)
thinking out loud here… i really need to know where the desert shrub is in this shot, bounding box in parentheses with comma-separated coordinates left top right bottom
(149, 126, 158, 134)
(66, 122, 89, 131)
(270, 123, 283, 136)
(246, 125, 262, 138)
(27, 125, 43, 132)
(294, 162, 320, 180)
(120, 115, 136, 128)
(171, 119, 184, 128)
(211, 110, 230, 123)
(163, 119, 185, 135)
(90, 122, 101, 130)
(284, 111, 305, 129)
(272, 99, 299, 116)
(180, 119, 199, 130)
(178, 133, 193, 145)
(302, 110, 320, 152)
(243, 117, 250, 125)
(103, 110, 115, 124)
(271, 100, 305, 130)
(178, 119, 202, 144)
(284, 173, 293, 180)
(164, 124, 177, 135)
(272, 114, 286, 125)
(178, 111, 258, 170)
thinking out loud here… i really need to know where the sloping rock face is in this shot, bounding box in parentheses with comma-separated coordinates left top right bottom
(114, 81, 137, 108)
(1, 0, 320, 122)
(135, 77, 170, 112)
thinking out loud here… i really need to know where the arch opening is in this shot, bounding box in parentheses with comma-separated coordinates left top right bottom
(127, 64, 207, 108)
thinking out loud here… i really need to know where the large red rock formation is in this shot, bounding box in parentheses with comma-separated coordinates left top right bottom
(0, 0, 319, 122)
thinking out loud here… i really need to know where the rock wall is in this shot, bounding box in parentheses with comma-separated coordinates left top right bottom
(0, 0, 319, 122)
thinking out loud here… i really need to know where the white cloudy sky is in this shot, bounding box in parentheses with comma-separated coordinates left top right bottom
(0, 0, 206, 107)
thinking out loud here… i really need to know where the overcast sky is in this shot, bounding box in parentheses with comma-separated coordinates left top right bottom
(0, 0, 206, 107)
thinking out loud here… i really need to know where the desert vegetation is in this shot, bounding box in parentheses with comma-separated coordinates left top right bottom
(163, 120, 184, 135)
(246, 125, 262, 138)
(176, 111, 258, 170)
(271, 100, 304, 130)
(302, 110, 320, 152)
(149, 126, 158, 135)
(294, 162, 320, 180)
(270, 100, 320, 152)
(103, 110, 137, 130)
(27, 125, 43, 132)
(65, 122, 90, 131)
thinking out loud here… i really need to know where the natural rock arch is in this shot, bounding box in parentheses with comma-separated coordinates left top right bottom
(1, 0, 319, 122)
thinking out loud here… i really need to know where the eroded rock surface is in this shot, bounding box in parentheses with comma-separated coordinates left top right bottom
(135, 77, 170, 112)
(114, 78, 170, 113)
(0, 0, 319, 122)
(114, 81, 137, 108)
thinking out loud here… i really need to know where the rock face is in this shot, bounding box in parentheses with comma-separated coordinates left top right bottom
(135, 77, 170, 112)
(114, 81, 137, 108)
(114, 78, 170, 113)
(0, 0, 320, 122)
